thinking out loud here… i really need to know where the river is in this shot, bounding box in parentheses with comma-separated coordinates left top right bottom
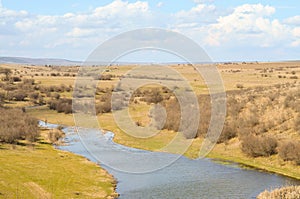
(39, 121, 300, 199)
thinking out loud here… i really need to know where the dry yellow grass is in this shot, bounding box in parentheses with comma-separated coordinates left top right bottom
(3, 61, 299, 92)
(257, 186, 300, 199)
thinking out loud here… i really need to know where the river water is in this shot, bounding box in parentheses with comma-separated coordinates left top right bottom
(39, 121, 300, 199)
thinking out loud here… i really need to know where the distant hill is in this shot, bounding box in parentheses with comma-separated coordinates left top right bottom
(2, 56, 297, 66)
(0, 56, 210, 66)
(0, 57, 81, 66)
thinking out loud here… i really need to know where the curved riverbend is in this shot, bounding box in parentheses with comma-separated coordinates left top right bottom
(39, 121, 300, 199)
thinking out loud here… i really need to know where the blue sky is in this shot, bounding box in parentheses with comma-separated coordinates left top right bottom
(0, 0, 300, 62)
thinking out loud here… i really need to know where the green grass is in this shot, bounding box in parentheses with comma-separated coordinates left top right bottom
(0, 129, 118, 199)
(206, 149, 300, 180)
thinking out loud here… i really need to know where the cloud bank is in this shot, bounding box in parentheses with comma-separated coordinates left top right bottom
(0, 0, 299, 61)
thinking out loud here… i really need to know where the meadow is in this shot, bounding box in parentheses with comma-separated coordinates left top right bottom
(0, 61, 299, 197)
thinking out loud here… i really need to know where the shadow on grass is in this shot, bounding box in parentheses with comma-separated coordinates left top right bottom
(38, 140, 52, 145)
(0, 144, 7, 150)
(16, 141, 27, 146)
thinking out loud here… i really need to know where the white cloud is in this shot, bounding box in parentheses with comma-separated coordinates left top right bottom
(172, 3, 218, 31)
(175, 4, 216, 20)
(193, 0, 214, 3)
(0, 1, 300, 60)
(291, 27, 300, 47)
(0, 7, 28, 18)
(205, 4, 289, 47)
(284, 16, 300, 26)
(157, 2, 163, 8)
(3, 0, 154, 57)
(292, 27, 300, 37)
(93, 0, 149, 18)
(66, 27, 95, 37)
(291, 41, 300, 47)
(15, 19, 33, 31)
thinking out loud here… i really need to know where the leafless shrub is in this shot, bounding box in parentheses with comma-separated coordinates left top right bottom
(163, 98, 181, 132)
(96, 100, 111, 114)
(218, 121, 237, 143)
(51, 93, 60, 100)
(23, 78, 35, 85)
(29, 92, 39, 100)
(227, 97, 244, 117)
(290, 75, 298, 79)
(196, 95, 211, 137)
(236, 84, 244, 89)
(11, 76, 22, 82)
(257, 186, 300, 199)
(241, 135, 278, 157)
(0, 108, 39, 143)
(10, 91, 27, 101)
(0, 68, 12, 81)
(95, 74, 113, 80)
(49, 98, 72, 114)
(141, 88, 163, 104)
(48, 128, 64, 144)
(278, 141, 300, 165)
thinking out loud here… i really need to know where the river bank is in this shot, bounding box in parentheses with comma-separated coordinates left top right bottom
(41, 121, 299, 198)
(104, 126, 300, 181)
(182, 137, 300, 180)
(29, 107, 300, 181)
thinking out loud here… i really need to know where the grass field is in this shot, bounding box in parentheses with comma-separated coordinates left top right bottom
(0, 129, 118, 199)
(3, 61, 300, 184)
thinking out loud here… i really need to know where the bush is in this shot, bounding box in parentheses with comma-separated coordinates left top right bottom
(227, 97, 243, 117)
(290, 75, 298, 79)
(11, 76, 22, 82)
(23, 78, 35, 85)
(96, 74, 113, 80)
(0, 108, 39, 143)
(29, 92, 39, 100)
(236, 84, 244, 89)
(48, 128, 64, 144)
(52, 93, 60, 100)
(141, 88, 163, 104)
(257, 186, 300, 199)
(96, 100, 111, 114)
(278, 141, 300, 165)
(49, 98, 72, 114)
(241, 135, 278, 157)
(196, 95, 211, 137)
(218, 122, 237, 143)
(162, 98, 180, 132)
(11, 91, 27, 101)
(0, 68, 12, 81)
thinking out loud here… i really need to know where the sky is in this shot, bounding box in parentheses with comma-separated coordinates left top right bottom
(0, 0, 300, 62)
